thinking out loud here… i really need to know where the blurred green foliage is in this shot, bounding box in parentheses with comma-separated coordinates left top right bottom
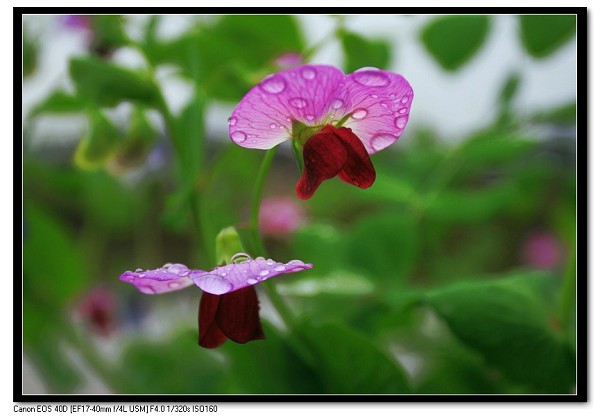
(22, 14, 578, 395)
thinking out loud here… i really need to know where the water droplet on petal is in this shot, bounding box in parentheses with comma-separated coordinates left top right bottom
(231, 131, 247, 143)
(352, 109, 368, 120)
(162, 263, 172, 269)
(229, 117, 237, 126)
(166, 263, 189, 276)
(301, 67, 316, 80)
(371, 94, 379, 98)
(370, 133, 397, 152)
(381, 102, 389, 108)
(260, 75, 286, 94)
(221, 272, 227, 277)
(168, 281, 181, 289)
(289, 97, 308, 108)
(266, 259, 275, 266)
(196, 274, 233, 295)
(332, 98, 344, 109)
(269, 123, 277, 129)
(231, 253, 252, 263)
(256, 256, 265, 261)
(352, 70, 390, 87)
(306, 114, 314, 121)
(139, 285, 155, 294)
(259, 270, 270, 277)
(389, 94, 396, 98)
(287, 260, 304, 266)
(401, 95, 410, 104)
(274, 265, 286, 272)
(395, 115, 409, 129)
(279, 125, 285, 129)
(399, 107, 408, 114)
(135, 268, 143, 273)
(247, 278, 258, 285)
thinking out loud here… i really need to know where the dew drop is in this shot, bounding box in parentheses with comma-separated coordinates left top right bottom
(231, 253, 252, 263)
(287, 260, 304, 266)
(260, 75, 286, 94)
(370, 133, 397, 152)
(289, 97, 308, 108)
(135, 268, 143, 273)
(332, 98, 344, 109)
(247, 278, 258, 285)
(399, 107, 408, 114)
(279, 125, 285, 129)
(256, 256, 265, 261)
(395, 115, 409, 129)
(221, 272, 227, 277)
(231, 131, 247, 143)
(389, 93, 396, 98)
(139, 285, 155, 294)
(266, 259, 275, 266)
(352, 109, 368, 120)
(168, 281, 181, 289)
(259, 270, 270, 277)
(306, 114, 315, 121)
(195, 274, 233, 295)
(371, 94, 379, 98)
(162, 263, 172, 269)
(301, 67, 316, 80)
(274, 265, 286, 272)
(381, 102, 389, 108)
(166, 263, 189, 276)
(269, 123, 277, 129)
(352, 70, 390, 87)
(229, 117, 237, 126)
(401, 95, 410, 104)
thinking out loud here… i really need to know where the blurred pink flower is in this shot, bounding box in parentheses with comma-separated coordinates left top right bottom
(522, 230, 564, 269)
(77, 287, 117, 337)
(59, 15, 91, 31)
(259, 197, 307, 236)
(273, 52, 304, 69)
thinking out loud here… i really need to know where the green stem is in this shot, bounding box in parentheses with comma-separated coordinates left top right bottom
(248, 147, 277, 255)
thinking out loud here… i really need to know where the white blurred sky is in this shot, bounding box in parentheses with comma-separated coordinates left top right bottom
(22, 13, 576, 147)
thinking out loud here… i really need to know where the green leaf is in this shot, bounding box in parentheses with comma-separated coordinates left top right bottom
(292, 223, 343, 274)
(69, 57, 160, 107)
(74, 109, 121, 169)
(426, 272, 575, 393)
(279, 270, 375, 297)
(32, 90, 85, 115)
(531, 101, 577, 126)
(339, 30, 391, 72)
(519, 15, 576, 58)
(112, 329, 226, 394)
(109, 106, 158, 172)
(25, 340, 81, 393)
(221, 323, 321, 393)
(420, 15, 491, 71)
(300, 322, 411, 393)
(24, 203, 90, 304)
(23, 26, 39, 78)
(343, 212, 418, 285)
(90, 15, 130, 52)
(498, 72, 521, 107)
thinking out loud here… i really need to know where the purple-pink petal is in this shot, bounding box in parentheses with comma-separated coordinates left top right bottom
(189, 258, 313, 295)
(334, 68, 414, 154)
(119, 263, 196, 294)
(229, 65, 345, 149)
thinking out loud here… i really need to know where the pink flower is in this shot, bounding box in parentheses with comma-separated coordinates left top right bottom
(229, 64, 414, 199)
(120, 256, 312, 348)
(522, 230, 564, 269)
(259, 196, 306, 236)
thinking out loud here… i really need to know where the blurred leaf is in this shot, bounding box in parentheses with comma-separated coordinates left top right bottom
(457, 133, 535, 172)
(32, 90, 85, 115)
(519, 15, 576, 58)
(23, 26, 38, 77)
(531, 101, 577, 126)
(426, 272, 575, 392)
(339, 30, 391, 72)
(74, 109, 121, 170)
(25, 340, 81, 393)
(343, 212, 418, 285)
(221, 322, 321, 393)
(109, 106, 158, 172)
(215, 226, 246, 265)
(90, 15, 130, 53)
(279, 269, 375, 296)
(112, 329, 226, 393)
(69, 56, 160, 107)
(154, 15, 305, 101)
(24, 203, 90, 304)
(420, 15, 491, 71)
(292, 223, 343, 273)
(425, 181, 520, 224)
(300, 322, 411, 393)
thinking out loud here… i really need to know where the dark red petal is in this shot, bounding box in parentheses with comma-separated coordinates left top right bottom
(295, 131, 347, 199)
(215, 286, 265, 344)
(198, 293, 228, 348)
(329, 126, 376, 189)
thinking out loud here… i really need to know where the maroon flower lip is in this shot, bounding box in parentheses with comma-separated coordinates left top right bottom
(296, 124, 376, 199)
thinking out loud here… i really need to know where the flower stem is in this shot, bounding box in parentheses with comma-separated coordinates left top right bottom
(248, 147, 277, 255)
(559, 249, 576, 332)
